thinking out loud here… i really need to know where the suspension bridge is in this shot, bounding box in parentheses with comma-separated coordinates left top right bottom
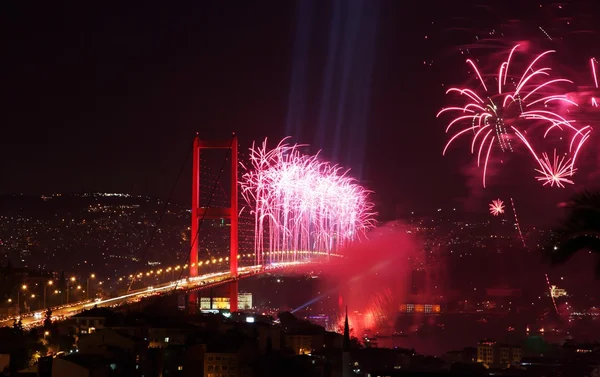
(1, 134, 348, 328)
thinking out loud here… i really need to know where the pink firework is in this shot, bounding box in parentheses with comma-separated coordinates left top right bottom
(489, 199, 505, 216)
(513, 126, 590, 188)
(535, 150, 575, 188)
(240, 138, 376, 264)
(590, 58, 599, 107)
(438, 44, 589, 187)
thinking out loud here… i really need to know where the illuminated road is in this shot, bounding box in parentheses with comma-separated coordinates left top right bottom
(0, 262, 310, 329)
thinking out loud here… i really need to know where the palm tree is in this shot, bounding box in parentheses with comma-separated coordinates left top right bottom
(544, 190, 600, 277)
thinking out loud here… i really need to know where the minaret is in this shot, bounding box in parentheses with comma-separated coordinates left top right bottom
(342, 306, 351, 377)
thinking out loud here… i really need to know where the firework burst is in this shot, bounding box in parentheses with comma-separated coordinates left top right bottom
(438, 44, 589, 188)
(535, 149, 575, 188)
(240, 138, 376, 264)
(489, 199, 505, 216)
(513, 126, 590, 188)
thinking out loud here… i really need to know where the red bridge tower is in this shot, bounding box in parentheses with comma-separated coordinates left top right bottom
(190, 134, 239, 313)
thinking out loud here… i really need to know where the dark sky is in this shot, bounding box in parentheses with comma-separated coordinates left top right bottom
(2, 1, 599, 222)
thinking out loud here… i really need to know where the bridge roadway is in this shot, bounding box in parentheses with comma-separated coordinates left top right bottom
(0, 262, 308, 329)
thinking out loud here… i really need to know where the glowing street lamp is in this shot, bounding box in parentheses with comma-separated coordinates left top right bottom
(87, 274, 95, 300)
(44, 280, 53, 310)
(66, 277, 76, 305)
(17, 285, 27, 314)
(30, 294, 37, 311)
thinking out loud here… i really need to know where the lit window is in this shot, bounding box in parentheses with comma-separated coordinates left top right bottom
(164, 337, 169, 342)
(178, 366, 183, 371)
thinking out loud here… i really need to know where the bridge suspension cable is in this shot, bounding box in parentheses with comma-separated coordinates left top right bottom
(127, 138, 194, 293)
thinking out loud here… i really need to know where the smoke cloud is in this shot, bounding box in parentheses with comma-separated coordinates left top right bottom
(318, 222, 424, 336)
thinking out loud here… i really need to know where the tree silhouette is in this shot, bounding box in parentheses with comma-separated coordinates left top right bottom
(43, 308, 53, 330)
(544, 190, 600, 277)
(12, 318, 23, 335)
(266, 335, 273, 354)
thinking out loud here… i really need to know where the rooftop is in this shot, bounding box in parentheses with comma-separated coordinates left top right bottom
(60, 354, 110, 370)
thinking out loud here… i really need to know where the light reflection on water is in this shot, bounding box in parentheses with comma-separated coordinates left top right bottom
(366, 313, 564, 356)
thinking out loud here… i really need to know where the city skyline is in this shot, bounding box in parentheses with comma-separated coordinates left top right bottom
(3, 2, 600, 374)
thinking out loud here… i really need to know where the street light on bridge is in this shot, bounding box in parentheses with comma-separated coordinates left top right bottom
(43, 281, 53, 310)
(87, 274, 95, 300)
(66, 277, 76, 304)
(30, 294, 36, 311)
(17, 285, 27, 314)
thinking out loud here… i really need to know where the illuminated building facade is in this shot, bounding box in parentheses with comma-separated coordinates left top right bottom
(477, 340, 522, 368)
(200, 293, 252, 311)
(550, 285, 567, 298)
(285, 334, 313, 355)
(204, 353, 237, 377)
(398, 304, 441, 314)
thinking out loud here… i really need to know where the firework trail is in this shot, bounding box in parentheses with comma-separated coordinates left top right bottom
(438, 44, 590, 188)
(590, 58, 599, 107)
(510, 197, 526, 248)
(489, 198, 505, 216)
(240, 138, 376, 264)
(512, 127, 590, 186)
(363, 288, 394, 330)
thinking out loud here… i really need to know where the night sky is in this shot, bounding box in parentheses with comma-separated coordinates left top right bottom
(2, 1, 600, 221)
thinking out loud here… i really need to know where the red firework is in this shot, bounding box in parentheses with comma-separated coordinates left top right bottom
(489, 199, 505, 216)
(438, 44, 591, 188)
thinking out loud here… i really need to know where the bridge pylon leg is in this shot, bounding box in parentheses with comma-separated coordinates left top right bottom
(189, 133, 239, 313)
(229, 135, 238, 312)
(230, 280, 238, 313)
(187, 292, 198, 314)
(189, 135, 201, 314)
